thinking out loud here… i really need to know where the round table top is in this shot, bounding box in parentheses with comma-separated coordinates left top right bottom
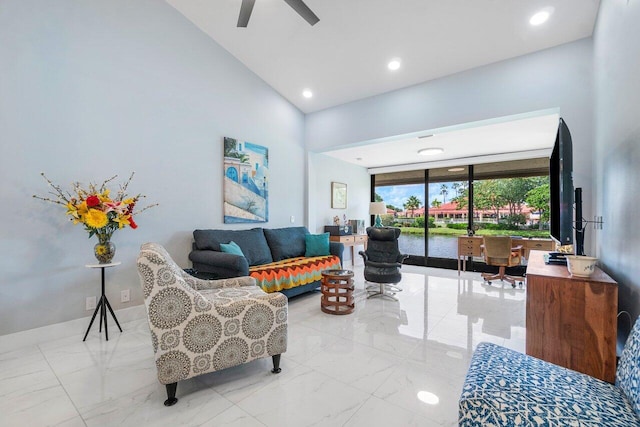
(321, 269, 354, 277)
(85, 261, 121, 269)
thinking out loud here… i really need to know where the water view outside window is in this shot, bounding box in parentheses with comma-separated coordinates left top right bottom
(375, 183, 426, 257)
(375, 174, 550, 261)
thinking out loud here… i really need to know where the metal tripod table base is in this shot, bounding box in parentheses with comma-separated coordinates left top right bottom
(83, 261, 123, 341)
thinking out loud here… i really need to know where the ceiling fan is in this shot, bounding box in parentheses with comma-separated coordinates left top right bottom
(237, 0, 320, 27)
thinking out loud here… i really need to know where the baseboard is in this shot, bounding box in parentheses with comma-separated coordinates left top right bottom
(0, 304, 146, 352)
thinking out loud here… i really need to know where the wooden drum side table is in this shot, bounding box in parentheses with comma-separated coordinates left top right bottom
(320, 269, 355, 315)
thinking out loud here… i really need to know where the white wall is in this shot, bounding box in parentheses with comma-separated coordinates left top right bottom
(0, 0, 304, 335)
(593, 0, 640, 337)
(305, 38, 595, 252)
(308, 153, 370, 264)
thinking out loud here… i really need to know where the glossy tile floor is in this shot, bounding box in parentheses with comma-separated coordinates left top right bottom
(0, 265, 526, 426)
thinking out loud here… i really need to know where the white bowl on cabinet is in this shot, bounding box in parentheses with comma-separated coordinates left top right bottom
(565, 255, 598, 278)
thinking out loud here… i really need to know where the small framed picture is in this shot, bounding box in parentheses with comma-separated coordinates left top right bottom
(331, 182, 347, 209)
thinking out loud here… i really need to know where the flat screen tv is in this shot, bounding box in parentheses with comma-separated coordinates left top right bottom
(549, 118, 574, 246)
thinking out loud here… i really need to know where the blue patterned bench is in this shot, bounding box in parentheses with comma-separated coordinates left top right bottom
(459, 317, 640, 426)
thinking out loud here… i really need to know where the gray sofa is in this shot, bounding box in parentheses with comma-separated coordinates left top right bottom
(189, 226, 344, 298)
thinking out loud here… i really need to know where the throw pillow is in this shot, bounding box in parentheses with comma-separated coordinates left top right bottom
(220, 241, 245, 257)
(305, 233, 330, 257)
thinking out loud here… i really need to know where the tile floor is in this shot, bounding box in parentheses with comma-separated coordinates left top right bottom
(0, 265, 526, 427)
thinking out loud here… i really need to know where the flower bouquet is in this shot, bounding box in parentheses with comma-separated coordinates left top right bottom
(34, 172, 156, 263)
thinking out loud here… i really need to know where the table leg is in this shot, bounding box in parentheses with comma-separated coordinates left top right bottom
(104, 297, 123, 332)
(83, 302, 101, 342)
(103, 296, 109, 341)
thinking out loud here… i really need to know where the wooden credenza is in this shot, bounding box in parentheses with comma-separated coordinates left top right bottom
(525, 250, 618, 383)
(457, 236, 554, 274)
(329, 234, 368, 266)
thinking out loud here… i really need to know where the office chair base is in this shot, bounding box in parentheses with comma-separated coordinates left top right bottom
(366, 282, 401, 300)
(482, 271, 525, 288)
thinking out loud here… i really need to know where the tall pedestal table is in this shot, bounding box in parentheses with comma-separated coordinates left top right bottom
(83, 261, 123, 341)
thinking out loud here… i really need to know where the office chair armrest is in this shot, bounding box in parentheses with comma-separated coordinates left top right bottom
(397, 254, 409, 264)
(364, 260, 403, 269)
(359, 251, 368, 262)
(511, 245, 524, 255)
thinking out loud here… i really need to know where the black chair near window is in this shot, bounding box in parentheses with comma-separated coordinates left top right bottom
(359, 227, 409, 300)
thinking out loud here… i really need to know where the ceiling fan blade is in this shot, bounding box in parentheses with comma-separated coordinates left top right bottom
(283, 0, 320, 26)
(237, 0, 256, 27)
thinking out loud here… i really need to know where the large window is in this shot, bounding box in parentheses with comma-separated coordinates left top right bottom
(373, 159, 550, 269)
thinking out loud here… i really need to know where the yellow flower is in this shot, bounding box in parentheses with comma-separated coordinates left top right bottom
(114, 214, 130, 229)
(84, 209, 108, 229)
(95, 245, 108, 255)
(99, 189, 112, 203)
(77, 201, 88, 217)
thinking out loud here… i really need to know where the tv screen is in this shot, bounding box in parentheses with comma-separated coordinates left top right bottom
(549, 118, 574, 246)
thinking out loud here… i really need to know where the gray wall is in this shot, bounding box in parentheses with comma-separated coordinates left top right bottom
(305, 38, 595, 252)
(308, 153, 370, 263)
(0, 0, 305, 335)
(593, 1, 640, 341)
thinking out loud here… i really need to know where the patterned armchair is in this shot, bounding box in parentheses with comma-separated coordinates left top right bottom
(137, 243, 287, 406)
(459, 316, 640, 425)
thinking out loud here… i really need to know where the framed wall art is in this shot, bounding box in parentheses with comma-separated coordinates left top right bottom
(331, 182, 347, 209)
(223, 137, 269, 223)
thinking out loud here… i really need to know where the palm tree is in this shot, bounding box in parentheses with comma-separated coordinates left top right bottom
(452, 182, 461, 198)
(403, 195, 422, 218)
(440, 184, 449, 203)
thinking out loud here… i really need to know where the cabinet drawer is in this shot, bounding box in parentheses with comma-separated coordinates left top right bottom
(458, 238, 476, 246)
(354, 235, 367, 244)
(331, 235, 354, 244)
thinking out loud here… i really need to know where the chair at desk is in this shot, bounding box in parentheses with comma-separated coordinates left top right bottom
(481, 236, 524, 288)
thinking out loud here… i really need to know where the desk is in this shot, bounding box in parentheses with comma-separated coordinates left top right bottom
(457, 236, 554, 274)
(83, 262, 123, 341)
(329, 234, 368, 266)
(525, 251, 618, 382)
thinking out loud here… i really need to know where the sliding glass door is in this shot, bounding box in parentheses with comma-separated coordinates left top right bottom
(372, 158, 551, 270)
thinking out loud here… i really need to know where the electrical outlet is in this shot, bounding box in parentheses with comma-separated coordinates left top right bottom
(86, 296, 96, 311)
(290, 215, 295, 223)
(121, 289, 130, 303)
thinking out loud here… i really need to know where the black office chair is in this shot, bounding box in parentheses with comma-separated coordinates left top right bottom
(359, 227, 408, 300)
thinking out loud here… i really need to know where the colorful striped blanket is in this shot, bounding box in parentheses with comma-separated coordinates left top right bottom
(249, 255, 342, 293)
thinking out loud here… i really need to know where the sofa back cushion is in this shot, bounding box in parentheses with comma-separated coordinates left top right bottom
(616, 315, 640, 417)
(193, 228, 273, 266)
(263, 227, 308, 261)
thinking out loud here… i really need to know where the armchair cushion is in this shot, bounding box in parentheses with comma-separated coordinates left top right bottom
(616, 315, 640, 416)
(459, 342, 639, 426)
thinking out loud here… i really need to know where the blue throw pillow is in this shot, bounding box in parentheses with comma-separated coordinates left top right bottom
(305, 233, 330, 257)
(220, 241, 245, 257)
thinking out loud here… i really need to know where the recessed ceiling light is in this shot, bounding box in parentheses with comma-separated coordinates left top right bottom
(530, 8, 552, 26)
(448, 167, 465, 172)
(418, 148, 444, 156)
(302, 89, 313, 98)
(388, 59, 401, 71)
